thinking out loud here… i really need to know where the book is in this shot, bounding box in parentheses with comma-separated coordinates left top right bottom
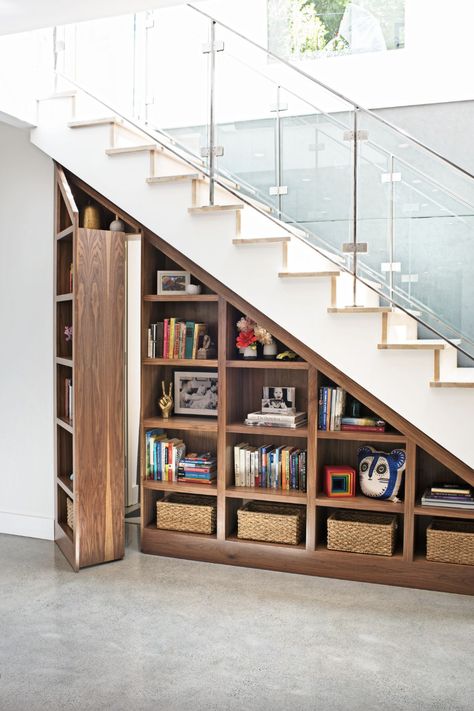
(246, 411, 307, 427)
(341, 425, 386, 432)
(431, 484, 471, 496)
(341, 417, 385, 427)
(185, 321, 195, 359)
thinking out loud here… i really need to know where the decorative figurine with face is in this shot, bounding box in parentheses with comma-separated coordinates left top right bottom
(358, 446, 406, 502)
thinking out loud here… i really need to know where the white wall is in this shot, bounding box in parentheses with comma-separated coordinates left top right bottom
(0, 122, 54, 539)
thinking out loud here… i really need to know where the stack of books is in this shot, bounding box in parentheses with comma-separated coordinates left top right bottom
(340, 416, 386, 433)
(64, 377, 73, 421)
(233, 442, 307, 491)
(147, 319, 208, 359)
(177, 452, 217, 485)
(421, 484, 474, 510)
(318, 386, 346, 431)
(245, 411, 307, 429)
(145, 429, 186, 481)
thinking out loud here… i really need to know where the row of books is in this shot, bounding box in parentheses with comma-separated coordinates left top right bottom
(145, 429, 185, 481)
(318, 387, 346, 431)
(64, 377, 73, 422)
(233, 442, 307, 491)
(421, 484, 474, 510)
(177, 453, 217, 485)
(245, 410, 307, 429)
(147, 320, 208, 360)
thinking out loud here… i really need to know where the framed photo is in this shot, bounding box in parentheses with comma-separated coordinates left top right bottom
(174, 371, 218, 416)
(262, 386, 296, 414)
(157, 270, 190, 295)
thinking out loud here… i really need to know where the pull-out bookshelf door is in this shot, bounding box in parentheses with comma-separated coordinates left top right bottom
(75, 228, 125, 567)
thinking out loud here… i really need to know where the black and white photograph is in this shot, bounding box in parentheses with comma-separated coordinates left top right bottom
(157, 270, 190, 295)
(174, 371, 218, 416)
(261, 385, 296, 414)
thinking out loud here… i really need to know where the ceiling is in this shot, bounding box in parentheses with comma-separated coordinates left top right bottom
(0, 0, 188, 36)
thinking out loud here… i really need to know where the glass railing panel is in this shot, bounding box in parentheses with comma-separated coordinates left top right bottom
(279, 87, 354, 257)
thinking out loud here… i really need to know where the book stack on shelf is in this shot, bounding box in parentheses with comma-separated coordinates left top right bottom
(421, 484, 474, 510)
(64, 377, 73, 421)
(145, 429, 186, 481)
(245, 386, 307, 429)
(147, 319, 211, 359)
(318, 386, 346, 431)
(341, 416, 386, 433)
(177, 452, 217, 485)
(233, 442, 307, 491)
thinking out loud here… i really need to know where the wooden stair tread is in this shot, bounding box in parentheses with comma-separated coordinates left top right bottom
(69, 117, 122, 128)
(106, 144, 161, 155)
(378, 339, 460, 350)
(279, 270, 340, 278)
(430, 381, 474, 388)
(233, 237, 291, 245)
(188, 204, 244, 214)
(328, 307, 392, 314)
(147, 173, 201, 184)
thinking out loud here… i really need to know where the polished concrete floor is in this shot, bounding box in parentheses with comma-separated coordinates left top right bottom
(1, 526, 473, 711)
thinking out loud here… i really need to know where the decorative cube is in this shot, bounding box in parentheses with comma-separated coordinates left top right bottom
(323, 465, 356, 497)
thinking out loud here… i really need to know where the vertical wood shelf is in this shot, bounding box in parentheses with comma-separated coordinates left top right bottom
(53, 166, 126, 571)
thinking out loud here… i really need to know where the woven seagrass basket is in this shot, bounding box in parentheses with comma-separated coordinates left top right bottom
(156, 493, 216, 535)
(426, 519, 474, 565)
(237, 501, 305, 545)
(66, 497, 74, 530)
(327, 510, 397, 556)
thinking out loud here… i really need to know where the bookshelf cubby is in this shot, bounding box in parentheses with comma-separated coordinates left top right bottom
(53, 167, 128, 571)
(140, 227, 474, 595)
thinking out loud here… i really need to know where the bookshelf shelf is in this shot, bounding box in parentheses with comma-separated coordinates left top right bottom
(143, 480, 217, 495)
(143, 358, 218, 368)
(317, 430, 406, 443)
(226, 359, 309, 370)
(56, 416, 74, 434)
(315, 494, 404, 513)
(143, 294, 218, 302)
(143, 416, 218, 432)
(226, 486, 307, 503)
(56, 357, 73, 368)
(137, 195, 474, 595)
(414, 504, 474, 520)
(57, 474, 74, 499)
(226, 422, 308, 438)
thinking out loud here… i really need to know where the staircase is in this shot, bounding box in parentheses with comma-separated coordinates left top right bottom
(29, 90, 474, 470)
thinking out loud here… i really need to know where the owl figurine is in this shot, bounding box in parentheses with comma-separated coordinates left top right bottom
(358, 446, 406, 502)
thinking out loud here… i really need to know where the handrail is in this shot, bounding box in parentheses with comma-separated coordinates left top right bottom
(188, 3, 474, 183)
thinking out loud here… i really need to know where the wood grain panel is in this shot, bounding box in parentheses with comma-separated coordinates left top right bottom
(75, 228, 125, 567)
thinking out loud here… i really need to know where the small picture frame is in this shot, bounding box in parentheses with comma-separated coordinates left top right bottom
(174, 371, 218, 417)
(157, 270, 190, 295)
(261, 386, 296, 414)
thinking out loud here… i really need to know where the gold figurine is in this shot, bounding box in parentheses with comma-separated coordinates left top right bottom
(159, 381, 173, 419)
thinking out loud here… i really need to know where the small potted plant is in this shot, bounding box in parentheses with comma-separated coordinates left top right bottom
(236, 316, 257, 359)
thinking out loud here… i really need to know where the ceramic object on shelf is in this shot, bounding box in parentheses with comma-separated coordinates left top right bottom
(110, 215, 125, 232)
(186, 284, 201, 295)
(243, 346, 257, 360)
(83, 204, 101, 229)
(263, 341, 277, 359)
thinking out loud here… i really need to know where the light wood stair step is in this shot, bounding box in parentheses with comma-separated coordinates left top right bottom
(233, 236, 291, 245)
(147, 173, 202, 184)
(69, 117, 122, 128)
(188, 204, 244, 214)
(430, 381, 474, 388)
(279, 270, 340, 278)
(106, 144, 162, 155)
(328, 306, 392, 314)
(378, 339, 460, 351)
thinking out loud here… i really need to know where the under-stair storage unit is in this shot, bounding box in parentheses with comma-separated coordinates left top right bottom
(140, 229, 474, 595)
(54, 167, 126, 570)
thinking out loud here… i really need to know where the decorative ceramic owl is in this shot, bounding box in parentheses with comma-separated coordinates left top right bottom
(358, 446, 406, 502)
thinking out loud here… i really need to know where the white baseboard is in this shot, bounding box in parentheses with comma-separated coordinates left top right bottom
(0, 511, 54, 540)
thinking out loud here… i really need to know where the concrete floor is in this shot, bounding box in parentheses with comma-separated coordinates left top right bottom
(1, 526, 473, 711)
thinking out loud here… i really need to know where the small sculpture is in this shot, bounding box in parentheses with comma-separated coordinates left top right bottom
(197, 334, 216, 359)
(159, 381, 173, 419)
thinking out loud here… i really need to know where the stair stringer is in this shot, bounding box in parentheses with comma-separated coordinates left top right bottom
(30, 107, 474, 470)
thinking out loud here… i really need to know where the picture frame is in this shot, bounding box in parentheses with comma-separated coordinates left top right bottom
(157, 270, 190, 295)
(261, 386, 296, 414)
(174, 371, 218, 417)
